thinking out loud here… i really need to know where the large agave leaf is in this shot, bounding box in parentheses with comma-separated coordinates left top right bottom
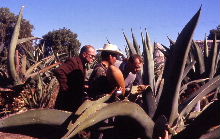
(8, 6, 24, 85)
(179, 75, 220, 117)
(0, 109, 72, 138)
(154, 7, 201, 125)
(173, 99, 220, 139)
(141, 31, 155, 92)
(142, 87, 157, 118)
(0, 109, 72, 128)
(62, 101, 155, 139)
(67, 102, 107, 132)
(123, 32, 137, 55)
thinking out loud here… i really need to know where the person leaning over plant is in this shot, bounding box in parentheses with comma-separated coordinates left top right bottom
(118, 54, 144, 92)
(88, 44, 125, 99)
(54, 45, 96, 112)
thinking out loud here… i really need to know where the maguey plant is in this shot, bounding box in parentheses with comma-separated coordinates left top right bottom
(0, 6, 219, 139)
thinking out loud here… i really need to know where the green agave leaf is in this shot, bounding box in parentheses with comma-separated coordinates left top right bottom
(179, 78, 209, 95)
(25, 55, 54, 78)
(179, 75, 220, 117)
(192, 40, 205, 74)
(158, 44, 170, 57)
(155, 79, 164, 104)
(67, 102, 107, 133)
(123, 32, 137, 55)
(17, 37, 41, 44)
(142, 87, 157, 118)
(204, 34, 209, 59)
(141, 32, 155, 92)
(199, 126, 220, 139)
(21, 55, 27, 75)
(62, 101, 155, 139)
(8, 6, 24, 85)
(154, 7, 201, 125)
(37, 75, 43, 103)
(173, 100, 220, 139)
(0, 109, 72, 128)
(182, 60, 196, 80)
(209, 34, 218, 78)
(27, 62, 60, 79)
(145, 30, 154, 59)
(75, 94, 111, 115)
(131, 28, 141, 55)
(167, 36, 175, 46)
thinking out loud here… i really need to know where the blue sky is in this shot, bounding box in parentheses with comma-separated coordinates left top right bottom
(1, 0, 219, 52)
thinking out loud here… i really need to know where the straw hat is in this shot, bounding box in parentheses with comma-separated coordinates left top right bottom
(97, 44, 123, 55)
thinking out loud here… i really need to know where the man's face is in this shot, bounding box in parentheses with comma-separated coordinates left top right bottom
(109, 53, 118, 65)
(130, 58, 143, 74)
(84, 47, 96, 64)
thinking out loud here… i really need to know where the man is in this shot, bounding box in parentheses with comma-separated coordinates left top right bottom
(88, 44, 125, 99)
(54, 45, 96, 112)
(118, 54, 143, 92)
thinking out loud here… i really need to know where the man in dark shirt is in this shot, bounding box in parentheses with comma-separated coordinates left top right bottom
(54, 45, 96, 112)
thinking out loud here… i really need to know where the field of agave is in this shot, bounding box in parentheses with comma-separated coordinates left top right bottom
(0, 6, 219, 139)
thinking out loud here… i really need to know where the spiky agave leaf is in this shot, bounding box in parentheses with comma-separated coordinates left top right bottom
(179, 75, 220, 118)
(131, 28, 141, 55)
(8, 6, 24, 85)
(123, 31, 137, 55)
(75, 94, 111, 115)
(182, 60, 196, 80)
(173, 99, 220, 139)
(17, 37, 41, 44)
(154, 7, 201, 125)
(0, 109, 72, 138)
(209, 34, 219, 78)
(62, 101, 155, 139)
(0, 109, 71, 128)
(192, 40, 205, 75)
(67, 102, 107, 132)
(141, 31, 155, 92)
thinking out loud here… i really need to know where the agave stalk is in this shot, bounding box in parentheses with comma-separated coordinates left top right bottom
(8, 6, 24, 85)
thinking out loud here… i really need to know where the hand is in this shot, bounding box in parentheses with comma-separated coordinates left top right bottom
(159, 130, 169, 139)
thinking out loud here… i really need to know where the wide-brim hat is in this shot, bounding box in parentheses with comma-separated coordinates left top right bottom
(97, 44, 124, 56)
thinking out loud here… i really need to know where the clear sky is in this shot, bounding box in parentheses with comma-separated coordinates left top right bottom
(1, 0, 219, 52)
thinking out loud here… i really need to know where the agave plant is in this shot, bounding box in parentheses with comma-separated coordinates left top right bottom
(0, 6, 219, 139)
(7, 6, 60, 87)
(0, 6, 61, 116)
